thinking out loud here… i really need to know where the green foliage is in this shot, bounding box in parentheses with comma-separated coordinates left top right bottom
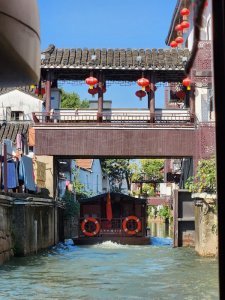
(185, 156, 216, 193)
(62, 189, 80, 219)
(72, 167, 93, 199)
(142, 183, 155, 197)
(147, 206, 157, 218)
(101, 159, 138, 192)
(140, 159, 164, 181)
(158, 205, 171, 220)
(60, 89, 89, 109)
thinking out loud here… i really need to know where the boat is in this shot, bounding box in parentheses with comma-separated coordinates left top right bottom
(73, 192, 151, 245)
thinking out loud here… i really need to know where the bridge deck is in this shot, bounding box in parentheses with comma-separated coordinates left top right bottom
(32, 109, 197, 128)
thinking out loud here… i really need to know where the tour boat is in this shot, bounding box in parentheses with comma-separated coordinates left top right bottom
(73, 192, 151, 245)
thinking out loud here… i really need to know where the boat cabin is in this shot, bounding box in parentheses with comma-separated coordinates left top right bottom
(73, 192, 151, 245)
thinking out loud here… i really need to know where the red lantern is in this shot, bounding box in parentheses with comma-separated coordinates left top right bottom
(170, 41, 178, 48)
(34, 87, 45, 95)
(175, 36, 184, 44)
(137, 77, 150, 91)
(135, 90, 146, 100)
(176, 90, 185, 99)
(98, 86, 106, 93)
(145, 85, 157, 92)
(175, 24, 183, 32)
(85, 76, 98, 89)
(181, 21, 190, 29)
(88, 87, 98, 96)
(180, 8, 190, 16)
(182, 77, 191, 90)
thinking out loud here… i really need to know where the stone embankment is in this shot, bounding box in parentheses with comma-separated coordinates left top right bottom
(0, 194, 64, 264)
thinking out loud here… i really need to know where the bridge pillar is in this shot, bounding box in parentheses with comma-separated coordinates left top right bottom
(45, 70, 52, 121)
(189, 86, 195, 123)
(148, 75, 155, 123)
(97, 73, 103, 122)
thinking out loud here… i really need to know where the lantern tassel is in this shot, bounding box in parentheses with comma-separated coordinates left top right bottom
(187, 86, 191, 90)
(90, 85, 94, 89)
(141, 86, 145, 91)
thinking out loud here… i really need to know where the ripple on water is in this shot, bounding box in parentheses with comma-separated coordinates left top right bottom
(0, 238, 219, 300)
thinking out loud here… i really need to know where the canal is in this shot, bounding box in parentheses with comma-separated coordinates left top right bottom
(0, 223, 219, 300)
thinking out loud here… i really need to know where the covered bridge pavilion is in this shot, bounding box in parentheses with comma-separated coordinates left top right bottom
(38, 45, 192, 123)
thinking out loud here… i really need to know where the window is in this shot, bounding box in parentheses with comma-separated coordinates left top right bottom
(11, 111, 24, 121)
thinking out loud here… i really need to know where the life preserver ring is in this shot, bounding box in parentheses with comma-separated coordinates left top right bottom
(81, 217, 100, 237)
(122, 215, 142, 235)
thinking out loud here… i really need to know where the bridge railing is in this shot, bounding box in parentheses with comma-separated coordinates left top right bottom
(32, 110, 197, 126)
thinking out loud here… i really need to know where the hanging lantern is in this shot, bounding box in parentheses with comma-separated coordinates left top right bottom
(175, 24, 183, 32)
(98, 85, 106, 93)
(170, 41, 178, 48)
(137, 77, 150, 91)
(176, 90, 185, 100)
(175, 36, 184, 44)
(135, 90, 146, 100)
(145, 84, 157, 92)
(181, 21, 190, 29)
(182, 77, 191, 90)
(85, 76, 98, 89)
(180, 8, 190, 17)
(88, 87, 98, 96)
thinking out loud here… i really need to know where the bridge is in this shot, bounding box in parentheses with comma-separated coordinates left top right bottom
(33, 45, 214, 162)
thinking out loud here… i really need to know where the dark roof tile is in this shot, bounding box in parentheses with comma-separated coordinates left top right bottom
(41, 46, 190, 71)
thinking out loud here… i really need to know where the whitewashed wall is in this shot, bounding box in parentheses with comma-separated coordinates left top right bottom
(0, 90, 43, 120)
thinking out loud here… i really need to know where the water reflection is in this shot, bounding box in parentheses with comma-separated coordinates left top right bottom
(148, 221, 173, 238)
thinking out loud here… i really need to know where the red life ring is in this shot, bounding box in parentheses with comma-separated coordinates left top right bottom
(81, 217, 100, 237)
(122, 215, 142, 235)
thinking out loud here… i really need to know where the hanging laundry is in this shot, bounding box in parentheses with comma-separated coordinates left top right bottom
(19, 156, 36, 191)
(2, 161, 18, 189)
(16, 133, 22, 149)
(28, 127, 35, 147)
(2, 139, 13, 155)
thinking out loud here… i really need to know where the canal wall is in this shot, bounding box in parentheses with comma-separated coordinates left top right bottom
(193, 193, 218, 257)
(0, 197, 13, 264)
(64, 216, 79, 239)
(0, 194, 64, 264)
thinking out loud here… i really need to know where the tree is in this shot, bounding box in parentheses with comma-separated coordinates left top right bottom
(60, 89, 89, 109)
(185, 156, 216, 193)
(140, 159, 164, 181)
(101, 159, 139, 193)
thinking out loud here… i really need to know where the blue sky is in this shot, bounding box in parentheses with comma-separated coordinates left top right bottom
(38, 0, 177, 108)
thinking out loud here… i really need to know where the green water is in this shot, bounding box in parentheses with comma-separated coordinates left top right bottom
(0, 223, 219, 300)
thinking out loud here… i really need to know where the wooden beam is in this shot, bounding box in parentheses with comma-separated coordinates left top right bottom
(97, 73, 103, 122)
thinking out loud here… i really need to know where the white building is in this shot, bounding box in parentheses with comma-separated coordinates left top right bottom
(0, 88, 44, 121)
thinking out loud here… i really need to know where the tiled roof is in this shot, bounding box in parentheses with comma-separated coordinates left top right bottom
(0, 122, 31, 143)
(0, 87, 41, 100)
(41, 45, 190, 72)
(76, 159, 93, 170)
